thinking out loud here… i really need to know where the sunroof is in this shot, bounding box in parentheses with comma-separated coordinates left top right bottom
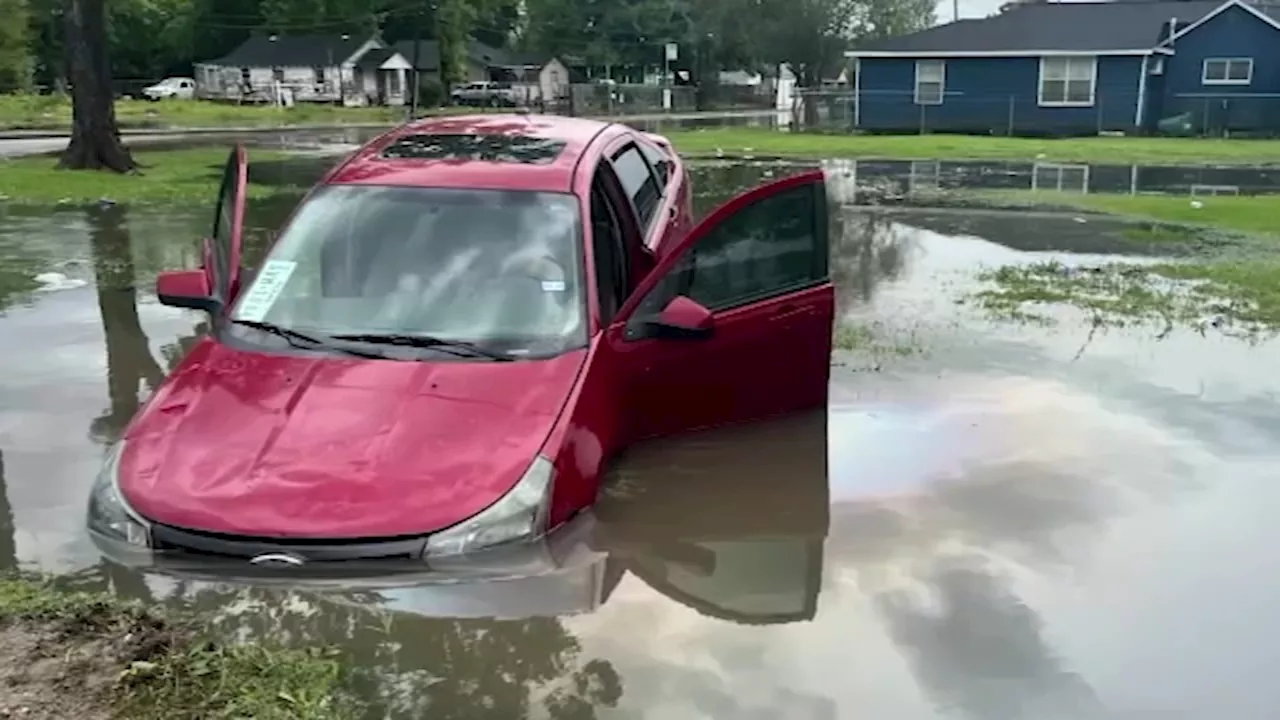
(380, 134, 566, 164)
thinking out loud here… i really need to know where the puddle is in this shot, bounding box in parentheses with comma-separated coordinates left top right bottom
(2, 158, 1280, 718)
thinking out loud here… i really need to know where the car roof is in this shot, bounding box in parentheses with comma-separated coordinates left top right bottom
(325, 113, 617, 194)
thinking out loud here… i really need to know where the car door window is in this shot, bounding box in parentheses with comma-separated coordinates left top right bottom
(638, 140, 671, 187)
(611, 145, 662, 232)
(635, 182, 825, 318)
(209, 153, 239, 301)
(590, 177, 628, 325)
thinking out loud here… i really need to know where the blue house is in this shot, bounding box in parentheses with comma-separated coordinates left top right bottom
(846, 0, 1280, 136)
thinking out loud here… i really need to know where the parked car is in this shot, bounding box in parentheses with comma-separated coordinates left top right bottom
(450, 81, 518, 107)
(86, 114, 834, 577)
(141, 77, 196, 101)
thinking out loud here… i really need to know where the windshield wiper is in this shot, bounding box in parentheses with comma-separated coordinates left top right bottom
(231, 319, 386, 359)
(330, 333, 514, 361)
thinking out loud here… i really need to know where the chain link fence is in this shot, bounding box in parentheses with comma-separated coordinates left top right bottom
(567, 84, 698, 116)
(795, 89, 1280, 138)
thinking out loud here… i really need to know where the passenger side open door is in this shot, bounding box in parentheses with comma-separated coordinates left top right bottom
(609, 170, 834, 443)
(203, 145, 248, 307)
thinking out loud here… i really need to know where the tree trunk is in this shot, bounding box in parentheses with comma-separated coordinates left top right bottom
(59, 0, 136, 172)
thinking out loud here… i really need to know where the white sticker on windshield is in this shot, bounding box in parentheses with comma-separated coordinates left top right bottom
(541, 280, 566, 292)
(235, 260, 297, 322)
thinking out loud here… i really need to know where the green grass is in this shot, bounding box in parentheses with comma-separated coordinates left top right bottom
(972, 259, 1280, 331)
(664, 128, 1280, 166)
(0, 147, 299, 204)
(0, 577, 360, 719)
(0, 94, 497, 131)
(964, 190, 1280, 236)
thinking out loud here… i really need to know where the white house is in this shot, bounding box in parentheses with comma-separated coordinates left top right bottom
(487, 52, 578, 106)
(194, 33, 414, 107)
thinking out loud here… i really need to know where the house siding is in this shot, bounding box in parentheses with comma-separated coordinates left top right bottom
(1155, 4, 1280, 133)
(856, 55, 1143, 135)
(195, 36, 390, 105)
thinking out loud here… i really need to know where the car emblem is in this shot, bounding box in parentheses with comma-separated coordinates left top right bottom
(249, 552, 306, 567)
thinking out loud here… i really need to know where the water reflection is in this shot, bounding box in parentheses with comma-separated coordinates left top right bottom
(875, 554, 1105, 720)
(88, 205, 167, 445)
(0, 451, 15, 572)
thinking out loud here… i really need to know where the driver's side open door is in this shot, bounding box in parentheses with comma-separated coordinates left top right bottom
(203, 145, 248, 308)
(609, 170, 833, 443)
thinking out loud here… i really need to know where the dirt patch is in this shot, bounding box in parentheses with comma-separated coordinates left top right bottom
(0, 596, 185, 719)
(0, 579, 358, 720)
(0, 622, 117, 719)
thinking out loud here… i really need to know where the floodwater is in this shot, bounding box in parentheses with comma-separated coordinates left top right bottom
(2, 155, 1280, 719)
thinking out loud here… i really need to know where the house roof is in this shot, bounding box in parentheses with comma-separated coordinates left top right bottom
(848, 0, 1278, 56)
(467, 39, 510, 67)
(209, 34, 372, 67)
(392, 40, 441, 71)
(355, 48, 397, 70)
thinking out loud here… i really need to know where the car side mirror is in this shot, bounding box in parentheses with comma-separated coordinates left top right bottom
(645, 296, 715, 340)
(156, 270, 220, 313)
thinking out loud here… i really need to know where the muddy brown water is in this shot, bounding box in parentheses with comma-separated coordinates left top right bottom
(2, 156, 1280, 719)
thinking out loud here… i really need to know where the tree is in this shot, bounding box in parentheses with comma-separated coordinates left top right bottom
(60, 0, 136, 172)
(0, 0, 33, 91)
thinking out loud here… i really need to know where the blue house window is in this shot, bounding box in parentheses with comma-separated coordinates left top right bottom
(914, 60, 945, 105)
(1038, 56, 1096, 107)
(1202, 58, 1252, 85)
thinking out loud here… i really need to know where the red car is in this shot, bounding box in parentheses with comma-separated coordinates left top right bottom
(87, 114, 834, 572)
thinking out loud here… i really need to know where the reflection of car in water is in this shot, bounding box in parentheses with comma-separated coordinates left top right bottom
(87, 113, 834, 579)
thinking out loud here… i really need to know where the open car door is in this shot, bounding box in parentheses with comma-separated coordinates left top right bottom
(203, 145, 248, 308)
(593, 410, 829, 624)
(609, 170, 833, 442)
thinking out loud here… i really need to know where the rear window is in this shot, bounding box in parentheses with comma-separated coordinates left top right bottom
(380, 134, 566, 165)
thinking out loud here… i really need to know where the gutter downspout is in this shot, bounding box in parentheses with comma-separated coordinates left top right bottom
(1135, 53, 1150, 130)
(853, 57, 862, 129)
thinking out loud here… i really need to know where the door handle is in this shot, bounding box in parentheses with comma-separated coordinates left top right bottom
(771, 304, 810, 322)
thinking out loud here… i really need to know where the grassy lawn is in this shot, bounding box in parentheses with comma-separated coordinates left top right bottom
(0, 147, 300, 204)
(0, 94, 483, 131)
(959, 190, 1280, 236)
(664, 128, 1280, 166)
(0, 577, 358, 719)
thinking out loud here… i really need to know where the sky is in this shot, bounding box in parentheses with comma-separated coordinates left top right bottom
(936, 0, 1008, 22)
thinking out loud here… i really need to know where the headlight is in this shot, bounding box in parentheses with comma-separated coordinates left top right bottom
(86, 442, 151, 548)
(425, 455, 554, 557)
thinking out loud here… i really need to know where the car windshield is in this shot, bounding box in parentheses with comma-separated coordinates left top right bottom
(157, 78, 184, 87)
(227, 185, 585, 358)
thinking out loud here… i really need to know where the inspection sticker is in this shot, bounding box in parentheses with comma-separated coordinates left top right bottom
(235, 260, 297, 321)
(540, 280, 566, 292)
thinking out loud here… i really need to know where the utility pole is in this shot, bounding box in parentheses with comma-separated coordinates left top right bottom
(409, 10, 423, 118)
(954, 0, 960, 21)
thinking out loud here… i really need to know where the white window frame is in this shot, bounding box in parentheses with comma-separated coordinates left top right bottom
(1037, 56, 1097, 107)
(909, 160, 941, 192)
(1031, 163, 1090, 194)
(1190, 184, 1240, 197)
(1202, 58, 1252, 86)
(914, 60, 945, 105)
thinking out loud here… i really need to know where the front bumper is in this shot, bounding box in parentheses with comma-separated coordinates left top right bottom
(90, 512, 603, 591)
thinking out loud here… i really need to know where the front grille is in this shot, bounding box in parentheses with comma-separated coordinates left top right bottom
(150, 523, 428, 562)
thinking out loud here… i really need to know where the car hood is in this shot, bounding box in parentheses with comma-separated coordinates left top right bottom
(119, 340, 587, 539)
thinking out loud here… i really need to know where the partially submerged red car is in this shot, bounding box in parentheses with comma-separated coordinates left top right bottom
(87, 113, 834, 573)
